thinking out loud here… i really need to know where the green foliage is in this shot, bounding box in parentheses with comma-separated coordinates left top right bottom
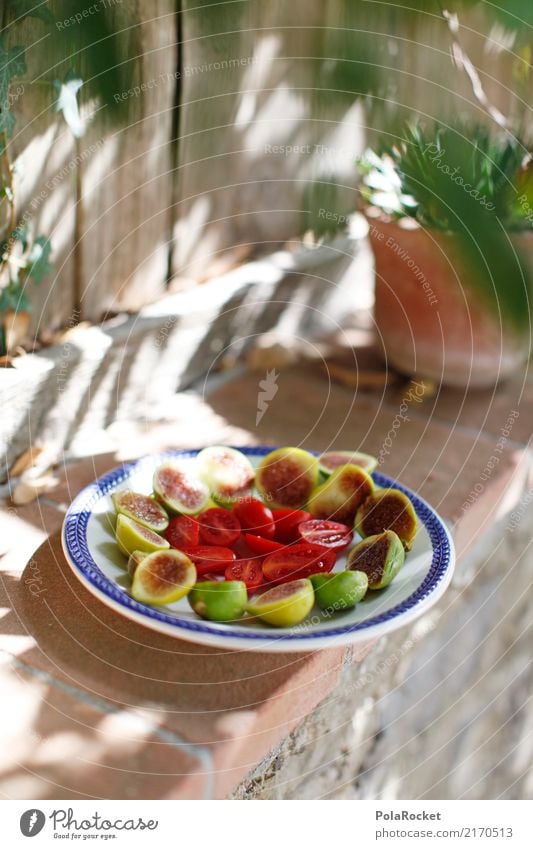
(361, 124, 531, 230)
(360, 124, 532, 330)
(9, 1, 54, 25)
(0, 36, 26, 135)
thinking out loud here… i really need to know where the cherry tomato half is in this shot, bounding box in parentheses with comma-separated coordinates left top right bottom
(298, 519, 353, 550)
(244, 533, 285, 556)
(198, 508, 241, 546)
(233, 498, 276, 538)
(272, 509, 312, 543)
(165, 515, 200, 549)
(262, 543, 336, 584)
(183, 545, 236, 576)
(224, 558, 264, 592)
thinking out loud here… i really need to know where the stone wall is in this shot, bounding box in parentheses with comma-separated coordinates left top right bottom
(233, 507, 533, 799)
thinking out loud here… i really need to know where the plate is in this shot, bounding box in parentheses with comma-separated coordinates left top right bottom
(62, 447, 455, 652)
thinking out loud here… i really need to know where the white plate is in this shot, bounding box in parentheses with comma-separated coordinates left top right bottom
(62, 447, 455, 652)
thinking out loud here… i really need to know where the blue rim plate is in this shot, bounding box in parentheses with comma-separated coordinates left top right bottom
(61, 447, 455, 652)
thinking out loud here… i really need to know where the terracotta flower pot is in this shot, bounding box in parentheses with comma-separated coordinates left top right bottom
(367, 215, 530, 388)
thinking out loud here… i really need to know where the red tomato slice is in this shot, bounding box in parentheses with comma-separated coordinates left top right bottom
(233, 498, 276, 538)
(183, 545, 236, 576)
(198, 508, 241, 546)
(298, 519, 353, 550)
(262, 543, 336, 583)
(165, 515, 200, 549)
(224, 559, 264, 592)
(272, 509, 312, 543)
(244, 533, 285, 555)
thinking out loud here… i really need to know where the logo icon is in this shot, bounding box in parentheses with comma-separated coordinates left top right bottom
(20, 810, 46, 837)
(256, 369, 279, 425)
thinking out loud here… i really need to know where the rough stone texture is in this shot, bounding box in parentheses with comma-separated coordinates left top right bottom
(0, 229, 369, 480)
(233, 508, 533, 800)
(1, 340, 531, 800)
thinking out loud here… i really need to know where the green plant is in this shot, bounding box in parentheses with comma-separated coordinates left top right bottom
(0, 0, 132, 353)
(359, 123, 532, 330)
(360, 124, 533, 230)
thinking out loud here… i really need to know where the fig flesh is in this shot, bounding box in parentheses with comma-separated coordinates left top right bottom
(153, 460, 210, 515)
(131, 549, 196, 604)
(246, 578, 314, 627)
(196, 446, 255, 504)
(112, 489, 168, 532)
(319, 450, 377, 476)
(308, 464, 374, 524)
(255, 447, 318, 509)
(355, 489, 418, 551)
(115, 514, 170, 557)
(347, 530, 405, 589)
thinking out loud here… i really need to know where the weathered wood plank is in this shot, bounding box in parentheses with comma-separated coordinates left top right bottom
(79, 0, 178, 320)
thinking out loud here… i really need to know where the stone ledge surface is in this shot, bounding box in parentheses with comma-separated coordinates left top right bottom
(1, 351, 531, 799)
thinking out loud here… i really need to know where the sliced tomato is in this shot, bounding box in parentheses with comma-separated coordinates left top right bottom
(272, 508, 312, 543)
(262, 543, 336, 583)
(298, 519, 353, 550)
(165, 515, 200, 549)
(183, 545, 236, 576)
(224, 558, 264, 592)
(233, 498, 276, 538)
(198, 507, 241, 546)
(244, 533, 285, 555)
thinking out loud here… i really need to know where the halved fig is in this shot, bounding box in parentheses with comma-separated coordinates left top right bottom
(246, 578, 314, 627)
(188, 580, 247, 621)
(310, 571, 368, 610)
(196, 446, 255, 504)
(153, 460, 210, 515)
(319, 450, 377, 476)
(131, 549, 196, 604)
(255, 447, 319, 509)
(355, 488, 418, 551)
(112, 489, 169, 532)
(347, 530, 405, 588)
(127, 549, 148, 578)
(115, 514, 170, 557)
(308, 464, 375, 525)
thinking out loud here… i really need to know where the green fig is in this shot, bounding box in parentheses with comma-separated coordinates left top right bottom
(308, 464, 374, 524)
(131, 550, 196, 605)
(246, 579, 314, 627)
(196, 446, 255, 504)
(318, 450, 377, 477)
(153, 460, 211, 515)
(355, 489, 418, 551)
(189, 581, 247, 622)
(115, 514, 170, 557)
(256, 447, 319, 509)
(112, 489, 169, 532)
(310, 570, 368, 611)
(347, 530, 405, 589)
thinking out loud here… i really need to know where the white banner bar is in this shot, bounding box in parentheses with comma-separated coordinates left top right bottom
(2, 799, 530, 848)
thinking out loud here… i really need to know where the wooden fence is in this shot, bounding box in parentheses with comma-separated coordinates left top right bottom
(5, 0, 528, 336)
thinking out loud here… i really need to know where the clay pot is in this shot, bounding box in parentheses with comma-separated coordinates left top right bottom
(367, 215, 530, 388)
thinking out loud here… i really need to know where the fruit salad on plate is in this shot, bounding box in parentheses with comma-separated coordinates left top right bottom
(110, 446, 418, 628)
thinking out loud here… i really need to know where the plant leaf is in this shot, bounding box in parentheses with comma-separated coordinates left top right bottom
(26, 236, 53, 284)
(9, 0, 55, 24)
(0, 37, 26, 137)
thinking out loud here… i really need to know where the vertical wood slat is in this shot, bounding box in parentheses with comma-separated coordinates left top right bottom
(79, 0, 178, 320)
(172, 0, 364, 282)
(8, 16, 78, 336)
(5, 3, 528, 340)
